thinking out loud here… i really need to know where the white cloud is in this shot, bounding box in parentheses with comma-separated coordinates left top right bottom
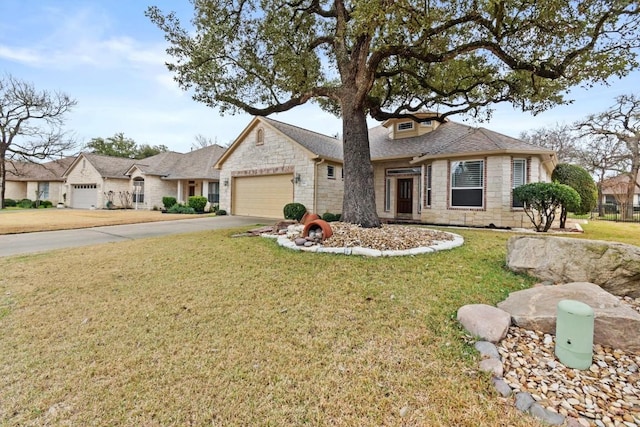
(0, 46, 42, 65)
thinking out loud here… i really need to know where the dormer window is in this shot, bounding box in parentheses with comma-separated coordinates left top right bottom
(397, 121, 414, 131)
(420, 120, 433, 127)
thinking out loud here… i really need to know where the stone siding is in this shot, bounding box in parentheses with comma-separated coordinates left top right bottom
(219, 123, 319, 214)
(4, 181, 26, 201)
(315, 161, 343, 215)
(374, 160, 422, 221)
(420, 155, 552, 228)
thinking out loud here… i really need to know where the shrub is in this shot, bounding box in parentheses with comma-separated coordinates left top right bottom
(322, 212, 341, 222)
(167, 204, 196, 214)
(3, 199, 16, 207)
(162, 196, 177, 209)
(19, 198, 33, 209)
(188, 196, 208, 213)
(217, 209, 227, 216)
(513, 182, 581, 232)
(41, 200, 53, 208)
(283, 203, 306, 221)
(552, 163, 598, 227)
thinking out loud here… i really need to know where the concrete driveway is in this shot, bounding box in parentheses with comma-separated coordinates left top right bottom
(0, 215, 275, 257)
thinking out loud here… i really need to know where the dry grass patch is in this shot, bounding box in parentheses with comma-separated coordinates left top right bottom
(0, 209, 193, 234)
(0, 227, 545, 426)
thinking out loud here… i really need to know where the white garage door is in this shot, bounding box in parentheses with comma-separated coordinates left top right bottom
(71, 184, 97, 209)
(232, 174, 293, 218)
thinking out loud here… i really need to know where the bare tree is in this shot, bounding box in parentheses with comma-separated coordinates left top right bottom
(519, 123, 582, 164)
(576, 134, 628, 216)
(191, 134, 217, 151)
(0, 74, 77, 208)
(576, 94, 640, 220)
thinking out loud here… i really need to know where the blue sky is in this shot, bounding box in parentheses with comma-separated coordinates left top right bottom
(1, 0, 638, 154)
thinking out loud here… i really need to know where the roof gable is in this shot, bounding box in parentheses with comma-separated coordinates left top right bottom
(215, 116, 343, 168)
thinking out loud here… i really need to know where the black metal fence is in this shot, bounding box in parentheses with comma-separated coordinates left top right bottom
(593, 203, 640, 223)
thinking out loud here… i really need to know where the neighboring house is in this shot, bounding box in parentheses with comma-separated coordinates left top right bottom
(4, 157, 75, 205)
(63, 144, 226, 209)
(216, 113, 557, 227)
(601, 172, 640, 207)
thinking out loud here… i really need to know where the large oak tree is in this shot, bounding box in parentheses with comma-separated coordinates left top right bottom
(0, 74, 77, 209)
(147, 0, 639, 227)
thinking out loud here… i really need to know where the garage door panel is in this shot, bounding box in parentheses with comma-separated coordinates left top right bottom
(233, 174, 293, 218)
(71, 184, 97, 209)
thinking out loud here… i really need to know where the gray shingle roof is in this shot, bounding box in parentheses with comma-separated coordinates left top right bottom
(140, 144, 227, 180)
(6, 157, 76, 182)
(81, 153, 138, 179)
(262, 117, 343, 161)
(369, 120, 553, 160)
(258, 117, 550, 163)
(72, 145, 226, 180)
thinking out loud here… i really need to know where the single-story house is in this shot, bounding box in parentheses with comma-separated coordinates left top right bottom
(63, 144, 227, 209)
(215, 113, 558, 228)
(4, 157, 75, 205)
(601, 172, 640, 207)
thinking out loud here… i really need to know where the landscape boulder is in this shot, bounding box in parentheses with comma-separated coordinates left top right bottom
(456, 304, 511, 343)
(506, 235, 640, 297)
(497, 282, 640, 353)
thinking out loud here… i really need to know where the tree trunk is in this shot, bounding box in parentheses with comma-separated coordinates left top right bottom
(0, 149, 6, 210)
(340, 104, 380, 228)
(559, 206, 567, 229)
(627, 163, 640, 220)
(597, 181, 604, 217)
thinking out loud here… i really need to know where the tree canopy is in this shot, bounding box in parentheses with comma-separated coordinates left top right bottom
(0, 74, 77, 209)
(576, 94, 640, 219)
(552, 163, 597, 227)
(85, 133, 168, 159)
(147, 0, 639, 227)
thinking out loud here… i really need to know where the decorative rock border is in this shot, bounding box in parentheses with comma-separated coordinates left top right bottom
(459, 303, 640, 427)
(264, 230, 464, 256)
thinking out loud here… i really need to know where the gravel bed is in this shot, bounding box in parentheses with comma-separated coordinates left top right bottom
(319, 222, 454, 251)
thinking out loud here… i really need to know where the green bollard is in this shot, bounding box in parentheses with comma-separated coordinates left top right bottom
(555, 299, 594, 370)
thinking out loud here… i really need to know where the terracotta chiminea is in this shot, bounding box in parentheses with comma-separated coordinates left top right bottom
(302, 219, 333, 241)
(301, 212, 320, 225)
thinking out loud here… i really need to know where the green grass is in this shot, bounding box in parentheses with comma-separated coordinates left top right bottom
(0, 222, 636, 426)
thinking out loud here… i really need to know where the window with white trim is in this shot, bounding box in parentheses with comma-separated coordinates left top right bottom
(385, 178, 391, 211)
(450, 160, 484, 207)
(133, 177, 145, 203)
(424, 164, 432, 207)
(38, 182, 50, 200)
(512, 158, 527, 207)
(327, 165, 335, 179)
(420, 120, 433, 127)
(208, 182, 220, 203)
(397, 121, 414, 131)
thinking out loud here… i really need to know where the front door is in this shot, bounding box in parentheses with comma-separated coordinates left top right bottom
(396, 178, 413, 214)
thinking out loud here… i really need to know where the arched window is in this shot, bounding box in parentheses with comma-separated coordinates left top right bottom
(133, 177, 144, 203)
(256, 128, 264, 145)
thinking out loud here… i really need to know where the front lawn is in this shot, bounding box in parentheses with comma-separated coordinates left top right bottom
(0, 222, 636, 426)
(0, 209, 194, 235)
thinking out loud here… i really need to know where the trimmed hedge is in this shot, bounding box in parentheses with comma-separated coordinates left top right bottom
(167, 204, 196, 214)
(3, 199, 17, 207)
(188, 196, 207, 213)
(322, 212, 341, 222)
(283, 203, 306, 221)
(18, 199, 33, 209)
(162, 196, 177, 209)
